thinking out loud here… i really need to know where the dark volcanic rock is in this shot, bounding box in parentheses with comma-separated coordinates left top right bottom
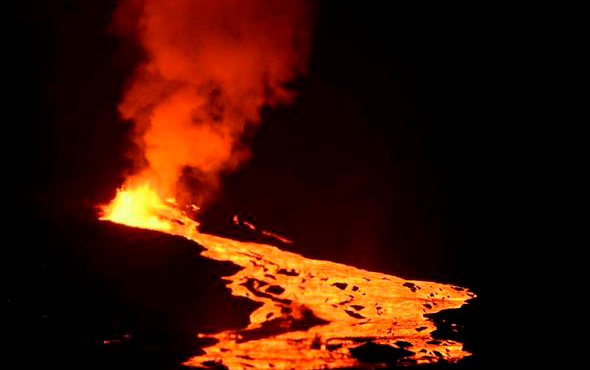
(349, 342, 415, 365)
(7, 219, 255, 369)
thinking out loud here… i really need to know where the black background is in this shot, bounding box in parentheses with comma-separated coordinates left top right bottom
(7, 1, 547, 368)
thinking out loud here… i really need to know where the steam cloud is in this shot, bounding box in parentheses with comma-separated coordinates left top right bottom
(112, 0, 313, 205)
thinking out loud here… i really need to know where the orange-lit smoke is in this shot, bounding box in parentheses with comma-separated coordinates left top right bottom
(112, 0, 313, 204)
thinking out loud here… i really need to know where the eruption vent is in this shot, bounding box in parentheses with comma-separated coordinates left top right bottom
(111, 0, 312, 204)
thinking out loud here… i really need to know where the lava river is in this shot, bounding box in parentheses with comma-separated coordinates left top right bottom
(101, 185, 475, 369)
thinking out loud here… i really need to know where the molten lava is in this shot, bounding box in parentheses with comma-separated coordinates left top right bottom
(100, 185, 474, 369)
(103, 3, 474, 367)
(100, 184, 199, 235)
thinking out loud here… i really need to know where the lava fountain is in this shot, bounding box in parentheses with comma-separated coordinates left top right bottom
(100, 1, 475, 368)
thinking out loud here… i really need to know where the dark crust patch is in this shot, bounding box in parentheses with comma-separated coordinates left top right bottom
(402, 282, 419, 293)
(332, 282, 348, 290)
(277, 268, 299, 276)
(344, 310, 366, 319)
(349, 342, 415, 365)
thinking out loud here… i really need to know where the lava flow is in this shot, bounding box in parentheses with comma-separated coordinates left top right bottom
(102, 1, 475, 367)
(100, 185, 475, 369)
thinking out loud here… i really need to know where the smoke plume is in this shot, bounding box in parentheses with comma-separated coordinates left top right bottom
(112, 0, 313, 205)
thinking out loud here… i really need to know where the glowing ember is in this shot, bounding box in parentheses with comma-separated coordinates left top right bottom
(233, 214, 294, 244)
(100, 185, 474, 369)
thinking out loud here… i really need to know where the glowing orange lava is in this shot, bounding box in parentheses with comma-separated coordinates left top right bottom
(102, 1, 474, 367)
(100, 184, 475, 369)
(100, 184, 198, 236)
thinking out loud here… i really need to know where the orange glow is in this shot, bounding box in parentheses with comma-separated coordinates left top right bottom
(100, 182, 199, 238)
(100, 184, 173, 232)
(102, 1, 475, 367)
(100, 189, 474, 368)
(233, 214, 293, 244)
(110, 0, 313, 205)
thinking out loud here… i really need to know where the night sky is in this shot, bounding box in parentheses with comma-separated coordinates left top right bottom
(6, 1, 536, 368)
